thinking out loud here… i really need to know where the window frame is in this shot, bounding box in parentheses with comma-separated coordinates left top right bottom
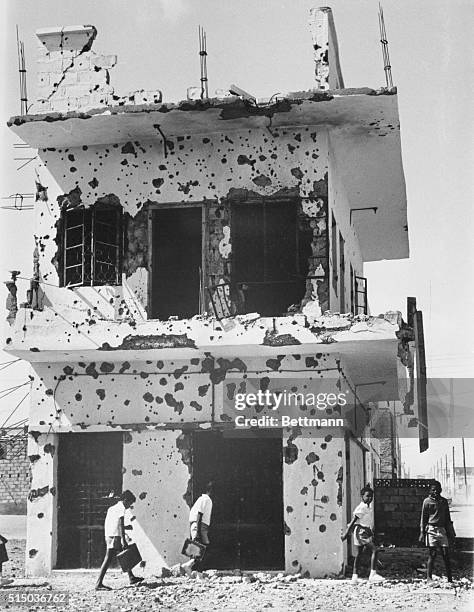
(61, 204, 123, 288)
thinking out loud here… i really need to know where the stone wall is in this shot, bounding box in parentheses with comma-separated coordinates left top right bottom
(374, 478, 436, 547)
(0, 429, 30, 514)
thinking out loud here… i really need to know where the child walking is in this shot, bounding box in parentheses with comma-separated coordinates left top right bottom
(419, 481, 455, 582)
(341, 484, 385, 583)
(95, 490, 143, 591)
(0, 534, 13, 586)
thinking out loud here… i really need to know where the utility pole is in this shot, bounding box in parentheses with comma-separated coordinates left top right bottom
(445, 454, 448, 495)
(452, 445, 456, 501)
(462, 437, 468, 501)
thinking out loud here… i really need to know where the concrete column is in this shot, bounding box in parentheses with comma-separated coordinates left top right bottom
(309, 7, 344, 90)
(26, 432, 58, 576)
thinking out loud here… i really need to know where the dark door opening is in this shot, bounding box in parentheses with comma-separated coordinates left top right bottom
(232, 200, 309, 316)
(151, 207, 202, 319)
(193, 430, 284, 570)
(57, 433, 123, 568)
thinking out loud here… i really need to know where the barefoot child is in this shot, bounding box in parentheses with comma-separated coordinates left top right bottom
(95, 490, 143, 591)
(341, 484, 385, 583)
(0, 534, 13, 586)
(419, 481, 455, 582)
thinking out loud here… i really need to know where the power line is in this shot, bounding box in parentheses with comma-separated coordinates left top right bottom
(0, 391, 30, 429)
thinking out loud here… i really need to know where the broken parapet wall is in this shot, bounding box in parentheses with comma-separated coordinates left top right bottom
(34, 26, 161, 114)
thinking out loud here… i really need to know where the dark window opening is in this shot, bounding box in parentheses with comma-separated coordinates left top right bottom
(193, 430, 284, 570)
(57, 433, 123, 569)
(231, 199, 310, 316)
(151, 207, 203, 320)
(339, 232, 345, 313)
(355, 275, 368, 315)
(331, 213, 338, 295)
(61, 206, 122, 287)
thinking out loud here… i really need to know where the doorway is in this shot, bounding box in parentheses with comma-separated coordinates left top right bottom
(150, 206, 203, 319)
(193, 430, 284, 570)
(56, 433, 123, 568)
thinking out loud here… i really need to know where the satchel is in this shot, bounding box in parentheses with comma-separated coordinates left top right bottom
(181, 538, 206, 559)
(116, 543, 142, 572)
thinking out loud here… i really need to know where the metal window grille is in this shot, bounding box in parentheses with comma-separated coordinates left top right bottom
(63, 207, 122, 287)
(355, 275, 368, 315)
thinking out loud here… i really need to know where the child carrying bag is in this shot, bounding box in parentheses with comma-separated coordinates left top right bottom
(116, 543, 142, 572)
(181, 538, 206, 559)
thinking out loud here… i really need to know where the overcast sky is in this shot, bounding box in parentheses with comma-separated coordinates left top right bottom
(0, 0, 472, 469)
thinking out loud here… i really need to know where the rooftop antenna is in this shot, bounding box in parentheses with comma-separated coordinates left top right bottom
(16, 25, 29, 114)
(378, 4, 393, 89)
(198, 25, 209, 99)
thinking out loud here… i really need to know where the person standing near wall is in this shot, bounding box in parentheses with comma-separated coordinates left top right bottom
(419, 481, 456, 582)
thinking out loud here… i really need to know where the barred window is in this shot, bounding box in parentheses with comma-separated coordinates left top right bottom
(62, 206, 122, 287)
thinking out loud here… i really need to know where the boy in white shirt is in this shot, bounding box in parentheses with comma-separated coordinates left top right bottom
(341, 484, 385, 583)
(95, 490, 143, 590)
(182, 481, 214, 576)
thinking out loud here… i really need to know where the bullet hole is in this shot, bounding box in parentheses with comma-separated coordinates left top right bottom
(29, 455, 40, 463)
(63, 366, 74, 375)
(85, 363, 99, 379)
(164, 393, 184, 415)
(330, 513, 337, 521)
(132, 469, 142, 476)
(100, 362, 114, 373)
(96, 389, 106, 400)
(291, 167, 304, 180)
(266, 356, 284, 371)
(88, 177, 99, 188)
(190, 401, 202, 411)
(252, 174, 272, 187)
(139, 492, 147, 500)
(38, 513, 44, 519)
(284, 522, 291, 536)
(143, 392, 153, 403)
(43, 444, 55, 456)
(29, 549, 38, 558)
(152, 178, 164, 189)
(121, 142, 136, 155)
(286, 506, 294, 513)
(173, 366, 188, 379)
(174, 382, 184, 392)
(45, 389, 54, 396)
(75, 393, 82, 401)
(319, 524, 326, 532)
(324, 434, 332, 442)
(259, 377, 270, 392)
(292, 560, 299, 567)
(321, 495, 329, 503)
(159, 378, 167, 386)
(198, 384, 210, 397)
(300, 487, 308, 495)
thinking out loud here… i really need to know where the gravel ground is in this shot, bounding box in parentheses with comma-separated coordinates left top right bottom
(1, 540, 472, 612)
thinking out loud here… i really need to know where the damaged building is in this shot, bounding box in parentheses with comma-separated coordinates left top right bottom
(4, 8, 423, 577)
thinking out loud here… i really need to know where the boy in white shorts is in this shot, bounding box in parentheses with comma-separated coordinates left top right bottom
(341, 484, 385, 583)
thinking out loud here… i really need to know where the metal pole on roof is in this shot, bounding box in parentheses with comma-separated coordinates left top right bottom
(199, 25, 209, 99)
(378, 4, 393, 89)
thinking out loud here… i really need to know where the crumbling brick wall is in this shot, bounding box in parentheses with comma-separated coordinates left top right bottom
(374, 478, 436, 547)
(0, 430, 31, 514)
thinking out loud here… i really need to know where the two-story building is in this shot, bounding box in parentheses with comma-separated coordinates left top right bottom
(4, 8, 421, 577)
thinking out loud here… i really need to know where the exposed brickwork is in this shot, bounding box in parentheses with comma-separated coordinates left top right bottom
(0, 429, 31, 514)
(374, 479, 436, 547)
(35, 26, 161, 114)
